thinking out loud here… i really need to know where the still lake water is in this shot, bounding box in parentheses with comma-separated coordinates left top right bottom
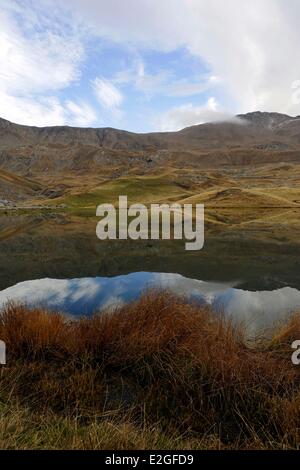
(1, 210, 300, 334)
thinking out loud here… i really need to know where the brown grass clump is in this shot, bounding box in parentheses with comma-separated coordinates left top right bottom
(0, 291, 300, 449)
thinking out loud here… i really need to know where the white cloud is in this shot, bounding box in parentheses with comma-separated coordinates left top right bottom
(207, 97, 218, 112)
(114, 58, 171, 97)
(113, 56, 212, 98)
(0, 92, 64, 126)
(65, 100, 97, 127)
(0, 5, 83, 95)
(0, 1, 97, 127)
(92, 77, 123, 111)
(3, 0, 300, 129)
(157, 98, 235, 131)
(0, 91, 97, 127)
(68, 0, 300, 116)
(167, 80, 211, 98)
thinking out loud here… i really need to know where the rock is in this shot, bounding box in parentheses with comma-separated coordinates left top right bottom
(0, 199, 9, 207)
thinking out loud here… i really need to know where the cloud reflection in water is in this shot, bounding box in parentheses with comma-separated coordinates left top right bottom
(0, 272, 300, 334)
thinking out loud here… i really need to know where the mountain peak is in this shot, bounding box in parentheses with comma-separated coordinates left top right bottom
(236, 111, 293, 128)
(0, 111, 297, 133)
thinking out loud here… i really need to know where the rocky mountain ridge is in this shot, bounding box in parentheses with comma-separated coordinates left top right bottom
(1, 111, 300, 207)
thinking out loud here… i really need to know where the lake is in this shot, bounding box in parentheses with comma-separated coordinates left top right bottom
(1, 209, 300, 334)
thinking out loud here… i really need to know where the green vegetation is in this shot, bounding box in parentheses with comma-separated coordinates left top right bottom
(63, 174, 192, 210)
(0, 292, 300, 450)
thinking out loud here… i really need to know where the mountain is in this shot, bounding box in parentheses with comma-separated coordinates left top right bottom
(1, 111, 300, 170)
(1, 111, 300, 208)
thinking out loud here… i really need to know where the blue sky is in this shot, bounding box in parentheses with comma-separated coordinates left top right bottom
(1, 0, 300, 132)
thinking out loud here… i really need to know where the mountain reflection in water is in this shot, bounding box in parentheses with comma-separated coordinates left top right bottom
(1, 272, 300, 335)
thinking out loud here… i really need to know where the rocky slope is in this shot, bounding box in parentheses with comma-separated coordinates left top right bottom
(1, 111, 300, 206)
(1, 111, 300, 171)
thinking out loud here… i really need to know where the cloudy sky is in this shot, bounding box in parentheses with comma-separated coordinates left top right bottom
(1, 0, 300, 132)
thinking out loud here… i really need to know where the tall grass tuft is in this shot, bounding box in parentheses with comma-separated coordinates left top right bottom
(0, 291, 300, 449)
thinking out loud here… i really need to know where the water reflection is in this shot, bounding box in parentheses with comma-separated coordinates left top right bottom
(1, 272, 300, 334)
(1, 212, 300, 292)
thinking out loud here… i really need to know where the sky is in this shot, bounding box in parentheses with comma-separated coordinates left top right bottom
(1, 0, 300, 132)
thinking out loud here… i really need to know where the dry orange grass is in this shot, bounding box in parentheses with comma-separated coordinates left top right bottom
(0, 291, 300, 449)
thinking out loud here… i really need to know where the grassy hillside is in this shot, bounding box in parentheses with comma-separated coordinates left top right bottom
(1, 291, 300, 450)
(62, 174, 192, 209)
(36, 165, 300, 212)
